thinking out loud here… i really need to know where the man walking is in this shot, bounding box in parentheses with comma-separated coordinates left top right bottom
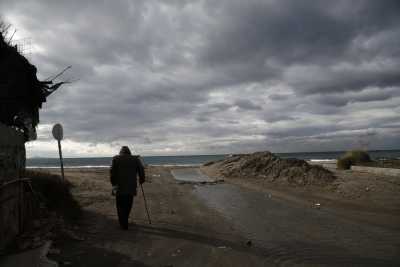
(110, 146, 145, 230)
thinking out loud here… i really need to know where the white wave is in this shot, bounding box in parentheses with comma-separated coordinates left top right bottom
(27, 165, 110, 169)
(308, 159, 337, 162)
(27, 163, 202, 169)
(149, 164, 202, 167)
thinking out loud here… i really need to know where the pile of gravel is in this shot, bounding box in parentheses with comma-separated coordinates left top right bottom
(208, 151, 336, 186)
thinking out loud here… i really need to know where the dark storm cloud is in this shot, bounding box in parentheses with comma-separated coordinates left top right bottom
(234, 100, 262, 111)
(286, 64, 400, 95)
(2, 0, 400, 156)
(314, 87, 398, 107)
(199, 0, 400, 93)
(263, 115, 296, 123)
(268, 94, 291, 101)
(201, 0, 400, 65)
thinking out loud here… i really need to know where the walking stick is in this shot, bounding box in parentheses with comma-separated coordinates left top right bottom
(140, 184, 152, 224)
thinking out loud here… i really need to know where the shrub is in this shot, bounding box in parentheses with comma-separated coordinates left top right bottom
(24, 170, 81, 221)
(344, 150, 371, 163)
(337, 150, 371, 170)
(337, 156, 352, 170)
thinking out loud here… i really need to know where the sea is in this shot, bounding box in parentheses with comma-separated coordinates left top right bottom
(26, 150, 400, 169)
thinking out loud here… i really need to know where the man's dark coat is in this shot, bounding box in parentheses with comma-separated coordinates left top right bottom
(110, 154, 145, 195)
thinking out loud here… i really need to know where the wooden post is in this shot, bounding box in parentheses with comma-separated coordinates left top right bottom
(57, 140, 65, 181)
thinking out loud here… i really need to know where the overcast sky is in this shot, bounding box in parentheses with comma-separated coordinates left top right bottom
(2, 0, 400, 157)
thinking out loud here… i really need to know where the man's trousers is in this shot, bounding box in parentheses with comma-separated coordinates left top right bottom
(116, 194, 134, 229)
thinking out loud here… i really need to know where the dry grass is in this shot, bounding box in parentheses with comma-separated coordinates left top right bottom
(24, 170, 81, 221)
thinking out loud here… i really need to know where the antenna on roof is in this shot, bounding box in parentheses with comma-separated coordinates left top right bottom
(13, 37, 32, 59)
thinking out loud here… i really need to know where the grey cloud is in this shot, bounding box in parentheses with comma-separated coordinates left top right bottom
(314, 87, 398, 107)
(265, 124, 340, 139)
(264, 115, 296, 123)
(287, 64, 400, 95)
(199, 0, 400, 94)
(201, 0, 400, 65)
(234, 99, 262, 111)
(208, 103, 232, 111)
(268, 94, 291, 101)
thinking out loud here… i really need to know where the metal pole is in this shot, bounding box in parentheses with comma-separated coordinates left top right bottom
(140, 184, 152, 224)
(57, 140, 65, 181)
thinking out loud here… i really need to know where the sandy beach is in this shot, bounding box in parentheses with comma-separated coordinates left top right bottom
(34, 165, 400, 266)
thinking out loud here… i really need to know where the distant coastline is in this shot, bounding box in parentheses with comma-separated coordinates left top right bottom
(26, 150, 400, 168)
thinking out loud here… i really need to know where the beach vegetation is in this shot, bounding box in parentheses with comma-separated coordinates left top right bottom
(337, 150, 372, 170)
(24, 170, 81, 221)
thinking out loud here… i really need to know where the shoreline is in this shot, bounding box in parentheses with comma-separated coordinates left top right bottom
(26, 164, 203, 169)
(26, 159, 337, 169)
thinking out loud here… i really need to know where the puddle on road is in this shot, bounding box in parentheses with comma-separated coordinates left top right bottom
(193, 184, 290, 243)
(192, 184, 400, 266)
(171, 168, 214, 183)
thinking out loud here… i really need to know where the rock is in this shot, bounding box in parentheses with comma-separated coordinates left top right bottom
(40, 257, 59, 267)
(33, 220, 42, 228)
(40, 241, 59, 267)
(63, 229, 85, 241)
(18, 240, 33, 250)
(48, 248, 61, 255)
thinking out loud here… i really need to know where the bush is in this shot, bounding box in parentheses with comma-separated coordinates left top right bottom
(337, 150, 371, 170)
(337, 156, 352, 170)
(24, 170, 81, 221)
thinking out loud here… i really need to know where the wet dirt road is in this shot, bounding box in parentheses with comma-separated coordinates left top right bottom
(192, 181, 400, 266)
(169, 167, 400, 266)
(47, 167, 399, 266)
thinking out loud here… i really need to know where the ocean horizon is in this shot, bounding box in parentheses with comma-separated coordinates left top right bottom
(26, 149, 400, 168)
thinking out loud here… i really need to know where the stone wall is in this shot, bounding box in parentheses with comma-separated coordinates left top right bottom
(0, 123, 26, 250)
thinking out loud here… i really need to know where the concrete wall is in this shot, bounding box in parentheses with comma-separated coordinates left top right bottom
(0, 123, 26, 250)
(351, 165, 400, 177)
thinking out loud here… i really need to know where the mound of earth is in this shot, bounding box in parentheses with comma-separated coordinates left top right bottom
(205, 151, 336, 186)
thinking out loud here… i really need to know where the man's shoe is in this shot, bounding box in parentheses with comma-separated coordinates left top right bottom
(120, 222, 128, 230)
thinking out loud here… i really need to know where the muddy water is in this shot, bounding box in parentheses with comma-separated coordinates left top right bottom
(171, 168, 214, 183)
(193, 183, 400, 266)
